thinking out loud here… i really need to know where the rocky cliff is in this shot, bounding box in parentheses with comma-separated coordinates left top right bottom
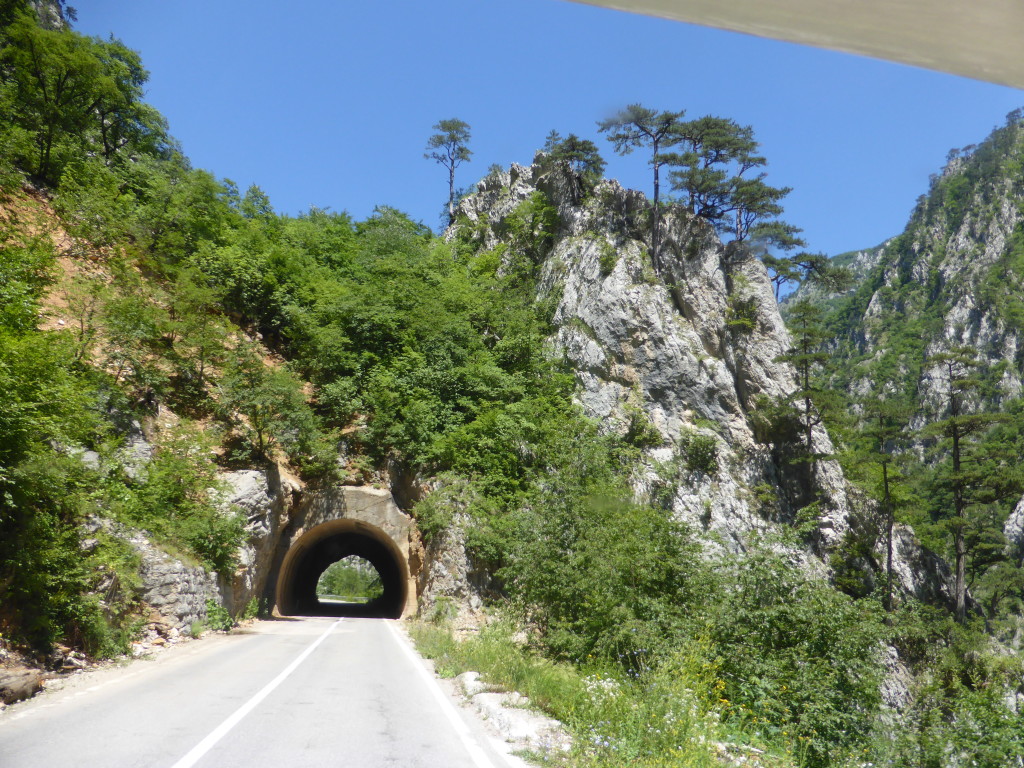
(823, 114, 1024, 411)
(815, 112, 1024, 559)
(444, 157, 870, 567)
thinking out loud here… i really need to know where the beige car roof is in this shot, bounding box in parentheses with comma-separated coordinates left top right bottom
(568, 0, 1024, 89)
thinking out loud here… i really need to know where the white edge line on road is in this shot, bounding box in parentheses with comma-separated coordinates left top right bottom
(169, 618, 343, 768)
(386, 620, 501, 768)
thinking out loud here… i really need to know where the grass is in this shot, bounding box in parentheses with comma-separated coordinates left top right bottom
(408, 617, 795, 768)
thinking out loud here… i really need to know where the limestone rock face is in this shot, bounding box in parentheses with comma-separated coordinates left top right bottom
(1005, 497, 1024, 556)
(216, 466, 302, 616)
(886, 526, 955, 606)
(418, 513, 484, 624)
(820, 121, 1024, 424)
(451, 158, 852, 554)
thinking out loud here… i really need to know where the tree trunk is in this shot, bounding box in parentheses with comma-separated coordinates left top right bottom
(951, 421, 967, 622)
(802, 357, 813, 456)
(883, 460, 894, 613)
(651, 140, 661, 272)
(447, 163, 456, 226)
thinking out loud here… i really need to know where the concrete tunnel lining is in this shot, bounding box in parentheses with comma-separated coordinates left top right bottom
(276, 519, 409, 619)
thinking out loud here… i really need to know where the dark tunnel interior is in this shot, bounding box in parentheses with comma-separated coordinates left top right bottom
(278, 526, 406, 619)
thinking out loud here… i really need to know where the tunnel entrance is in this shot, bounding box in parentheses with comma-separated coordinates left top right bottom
(276, 519, 408, 619)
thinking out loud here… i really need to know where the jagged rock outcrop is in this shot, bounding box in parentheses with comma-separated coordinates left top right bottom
(418, 513, 484, 624)
(822, 115, 1024, 420)
(216, 466, 302, 616)
(1005, 498, 1024, 559)
(450, 157, 853, 555)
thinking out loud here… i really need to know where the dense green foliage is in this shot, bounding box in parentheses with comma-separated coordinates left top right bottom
(780, 112, 1024, 766)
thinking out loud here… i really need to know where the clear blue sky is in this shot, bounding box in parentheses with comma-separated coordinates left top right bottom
(75, 0, 1022, 255)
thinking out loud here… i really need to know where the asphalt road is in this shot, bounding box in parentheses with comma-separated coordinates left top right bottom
(0, 617, 517, 768)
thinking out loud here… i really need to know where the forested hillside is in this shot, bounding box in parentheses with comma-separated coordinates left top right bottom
(1, 3, 1023, 766)
(803, 114, 1024, 631)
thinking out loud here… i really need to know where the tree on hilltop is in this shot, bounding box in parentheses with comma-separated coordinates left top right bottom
(598, 104, 685, 271)
(425, 118, 472, 227)
(542, 130, 606, 181)
(666, 115, 801, 249)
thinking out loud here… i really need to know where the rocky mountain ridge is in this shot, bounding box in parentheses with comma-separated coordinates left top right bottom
(439, 156, 951, 605)
(812, 113, 1024, 565)
(823, 115, 1024, 411)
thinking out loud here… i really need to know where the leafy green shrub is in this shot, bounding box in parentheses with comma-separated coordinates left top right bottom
(726, 295, 758, 333)
(679, 429, 719, 475)
(0, 323, 100, 652)
(410, 478, 463, 544)
(623, 401, 663, 449)
(708, 545, 885, 767)
(424, 596, 457, 626)
(502, 190, 560, 264)
(508, 487, 709, 670)
(0, 232, 55, 331)
(204, 599, 234, 632)
(598, 238, 618, 276)
(112, 424, 245, 575)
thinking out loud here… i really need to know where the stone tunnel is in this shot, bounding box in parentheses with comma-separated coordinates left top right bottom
(265, 486, 420, 619)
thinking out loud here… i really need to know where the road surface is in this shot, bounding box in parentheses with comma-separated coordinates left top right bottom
(0, 617, 518, 768)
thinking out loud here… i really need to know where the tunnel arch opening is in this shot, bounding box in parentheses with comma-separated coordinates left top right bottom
(276, 519, 408, 619)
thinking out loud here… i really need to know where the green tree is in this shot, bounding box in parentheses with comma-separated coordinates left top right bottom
(597, 104, 685, 270)
(90, 37, 167, 164)
(924, 348, 1022, 622)
(218, 343, 322, 462)
(0, 229, 54, 331)
(167, 268, 227, 396)
(860, 395, 911, 612)
(0, 16, 158, 184)
(1, 15, 104, 181)
(425, 118, 472, 226)
(100, 278, 164, 394)
(0, 325, 99, 650)
(776, 297, 829, 459)
(763, 251, 854, 300)
(666, 115, 800, 247)
(541, 130, 606, 181)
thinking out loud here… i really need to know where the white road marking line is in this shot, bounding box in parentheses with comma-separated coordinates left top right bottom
(386, 621, 501, 768)
(169, 618, 343, 768)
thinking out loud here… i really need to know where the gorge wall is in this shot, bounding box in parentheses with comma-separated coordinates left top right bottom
(417, 155, 953, 612)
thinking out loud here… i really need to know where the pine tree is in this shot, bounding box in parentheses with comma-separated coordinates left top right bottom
(666, 116, 800, 247)
(860, 396, 910, 612)
(776, 297, 829, 460)
(424, 118, 472, 227)
(924, 348, 1022, 622)
(542, 130, 606, 181)
(597, 105, 685, 271)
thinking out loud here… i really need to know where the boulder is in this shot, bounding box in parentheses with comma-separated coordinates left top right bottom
(0, 668, 44, 705)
